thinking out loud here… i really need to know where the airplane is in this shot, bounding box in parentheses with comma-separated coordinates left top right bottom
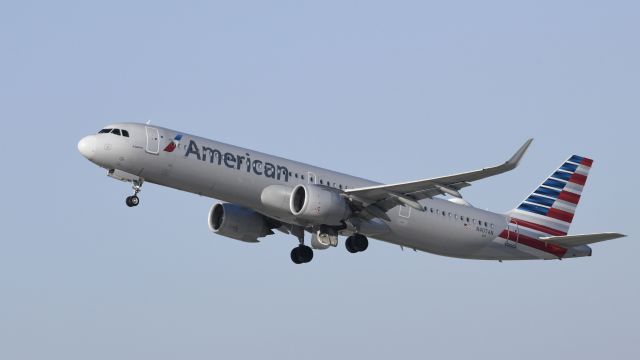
(77, 123, 626, 264)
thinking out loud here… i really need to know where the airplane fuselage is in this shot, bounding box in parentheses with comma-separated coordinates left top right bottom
(78, 123, 592, 261)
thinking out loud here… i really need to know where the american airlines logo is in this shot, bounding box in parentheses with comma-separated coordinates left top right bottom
(164, 134, 183, 152)
(184, 139, 290, 182)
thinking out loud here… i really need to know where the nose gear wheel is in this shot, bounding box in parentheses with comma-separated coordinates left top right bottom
(125, 179, 144, 207)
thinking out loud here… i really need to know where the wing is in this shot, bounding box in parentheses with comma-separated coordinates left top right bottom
(344, 139, 533, 219)
(540, 233, 626, 248)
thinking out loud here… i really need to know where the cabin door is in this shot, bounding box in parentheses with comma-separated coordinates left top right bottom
(505, 221, 519, 248)
(145, 126, 160, 154)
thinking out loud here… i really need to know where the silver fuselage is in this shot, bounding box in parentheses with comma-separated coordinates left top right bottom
(78, 123, 591, 260)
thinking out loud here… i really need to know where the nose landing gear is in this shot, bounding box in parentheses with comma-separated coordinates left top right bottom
(125, 180, 143, 207)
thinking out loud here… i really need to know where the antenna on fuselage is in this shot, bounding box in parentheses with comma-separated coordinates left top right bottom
(146, 120, 151, 125)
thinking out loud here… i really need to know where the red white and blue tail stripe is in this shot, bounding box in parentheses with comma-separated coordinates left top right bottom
(509, 155, 593, 238)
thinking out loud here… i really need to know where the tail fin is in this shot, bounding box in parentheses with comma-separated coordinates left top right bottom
(508, 155, 593, 237)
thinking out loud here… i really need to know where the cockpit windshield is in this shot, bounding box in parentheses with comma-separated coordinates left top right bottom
(97, 128, 130, 137)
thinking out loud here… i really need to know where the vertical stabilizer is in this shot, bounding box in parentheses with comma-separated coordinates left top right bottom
(508, 155, 593, 237)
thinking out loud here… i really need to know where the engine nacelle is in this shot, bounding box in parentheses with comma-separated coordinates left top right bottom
(208, 203, 272, 243)
(289, 184, 351, 225)
(260, 184, 295, 217)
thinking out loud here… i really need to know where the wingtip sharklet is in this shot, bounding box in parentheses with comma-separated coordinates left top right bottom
(505, 138, 534, 169)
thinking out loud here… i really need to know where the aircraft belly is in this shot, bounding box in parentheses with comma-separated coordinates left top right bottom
(377, 217, 481, 256)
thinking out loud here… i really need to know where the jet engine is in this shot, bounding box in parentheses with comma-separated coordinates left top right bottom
(289, 184, 351, 225)
(208, 203, 273, 243)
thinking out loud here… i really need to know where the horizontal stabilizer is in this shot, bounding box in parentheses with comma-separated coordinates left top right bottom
(540, 233, 626, 248)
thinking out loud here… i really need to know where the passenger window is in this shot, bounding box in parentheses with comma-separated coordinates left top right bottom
(436, 209, 440, 215)
(491, 224, 495, 229)
(472, 219, 476, 224)
(484, 222, 488, 227)
(112, 129, 121, 136)
(320, 180, 323, 185)
(442, 211, 446, 217)
(430, 208, 434, 213)
(122, 130, 130, 137)
(466, 217, 470, 222)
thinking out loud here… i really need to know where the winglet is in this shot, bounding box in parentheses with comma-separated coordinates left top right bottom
(504, 138, 534, 170)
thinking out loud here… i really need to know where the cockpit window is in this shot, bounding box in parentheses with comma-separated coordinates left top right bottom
(98, 128, 129, 137)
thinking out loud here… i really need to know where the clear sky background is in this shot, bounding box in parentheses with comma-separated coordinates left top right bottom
(1, 1, 638, 359)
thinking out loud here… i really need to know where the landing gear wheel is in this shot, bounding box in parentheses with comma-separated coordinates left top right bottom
(125, 179, 143, 207)
(354, 234, 368, 252)
(129, 195, 139, 206)
(346, 234, 368, 253)
(300, 245, 313, 262)
(345, 236, 358, 253)
(290, 245, 313, 264)
(125, 195, 140, 207)
(290, 247, 303, 264)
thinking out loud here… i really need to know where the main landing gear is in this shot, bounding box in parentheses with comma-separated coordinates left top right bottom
(345, 234, 368, 253)
(125, 179, 143, 207)
(290, 226, 313, 264)
(289, 231, 370, 264)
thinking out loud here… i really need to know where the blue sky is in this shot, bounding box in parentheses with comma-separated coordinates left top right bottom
(1, 1, 638, 359)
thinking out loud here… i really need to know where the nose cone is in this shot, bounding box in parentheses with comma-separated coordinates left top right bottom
(77, 135, 96, 160)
